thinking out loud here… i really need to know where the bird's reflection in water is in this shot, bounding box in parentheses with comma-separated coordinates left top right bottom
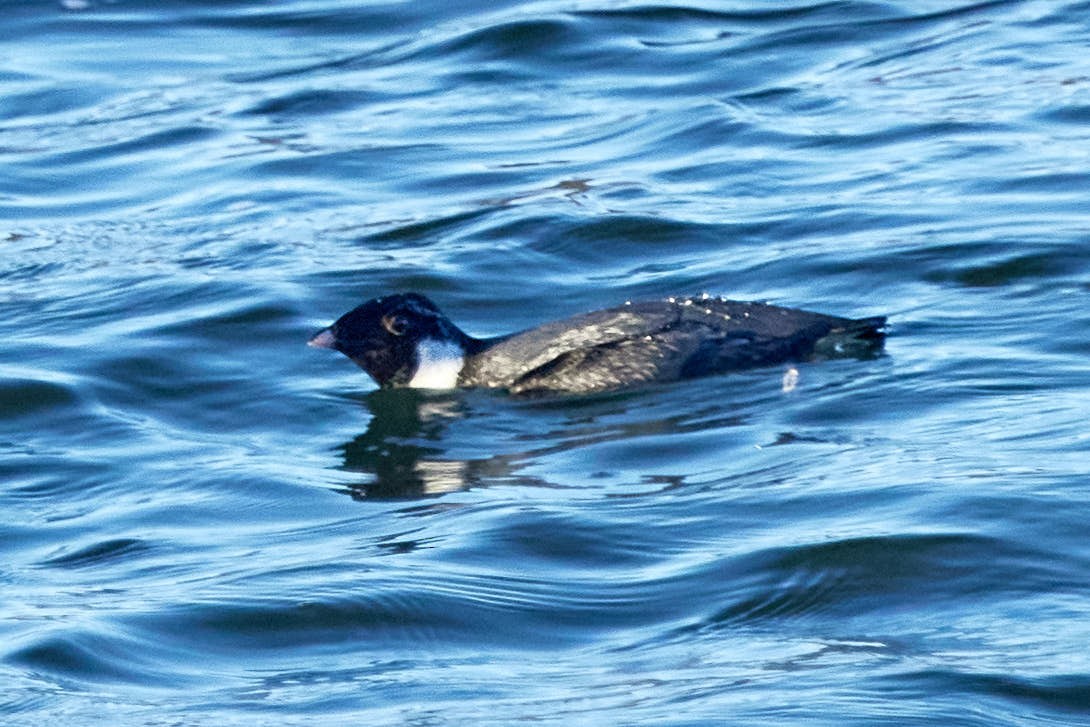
(335, 389, 530, 500)
(330, 381, 751, 501)
(335, 389, 466, 499)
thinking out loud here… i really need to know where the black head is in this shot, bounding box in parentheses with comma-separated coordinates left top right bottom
(309, 293, 469, 387)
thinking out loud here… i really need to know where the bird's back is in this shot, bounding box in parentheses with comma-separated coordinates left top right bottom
(458, 297, 885, 395)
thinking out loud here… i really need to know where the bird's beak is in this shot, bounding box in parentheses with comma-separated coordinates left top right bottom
(308, 327, 337, 349)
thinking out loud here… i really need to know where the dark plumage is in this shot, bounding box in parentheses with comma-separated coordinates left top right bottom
(309, 293, 886, 395)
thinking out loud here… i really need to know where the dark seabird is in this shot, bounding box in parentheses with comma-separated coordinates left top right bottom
(309, 293, 886, 395)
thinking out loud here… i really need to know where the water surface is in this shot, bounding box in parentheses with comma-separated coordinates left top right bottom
(3, 1, 1090, 724)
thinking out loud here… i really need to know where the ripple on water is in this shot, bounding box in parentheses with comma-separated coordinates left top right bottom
(38, 538, 151, 570)
(0, 376, 82, 420)
(697, 533, 1070, 629)
(6, 627, 207, 689)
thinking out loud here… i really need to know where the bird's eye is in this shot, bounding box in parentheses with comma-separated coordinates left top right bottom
(382, 313, 410, 336)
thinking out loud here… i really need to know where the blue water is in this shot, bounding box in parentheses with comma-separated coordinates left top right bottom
(4, 0, 1090, 724)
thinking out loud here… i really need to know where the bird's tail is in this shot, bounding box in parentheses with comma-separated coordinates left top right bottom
(812, 316, 887, 360)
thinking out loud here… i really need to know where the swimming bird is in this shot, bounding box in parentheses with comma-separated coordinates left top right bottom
(309, 293, 885, 395)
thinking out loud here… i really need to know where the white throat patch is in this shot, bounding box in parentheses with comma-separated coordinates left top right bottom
(408, 338, 465, 389)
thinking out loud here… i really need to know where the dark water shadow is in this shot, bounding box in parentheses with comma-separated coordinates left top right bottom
(333, 389, 471, 500)
(331, 388, 567, 501)
(328, 375, 770, 502)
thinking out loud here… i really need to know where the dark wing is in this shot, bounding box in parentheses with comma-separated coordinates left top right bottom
(459, 301, 683, 389)
(506, 327, 703, 395)
(460, 298, 885, 394)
